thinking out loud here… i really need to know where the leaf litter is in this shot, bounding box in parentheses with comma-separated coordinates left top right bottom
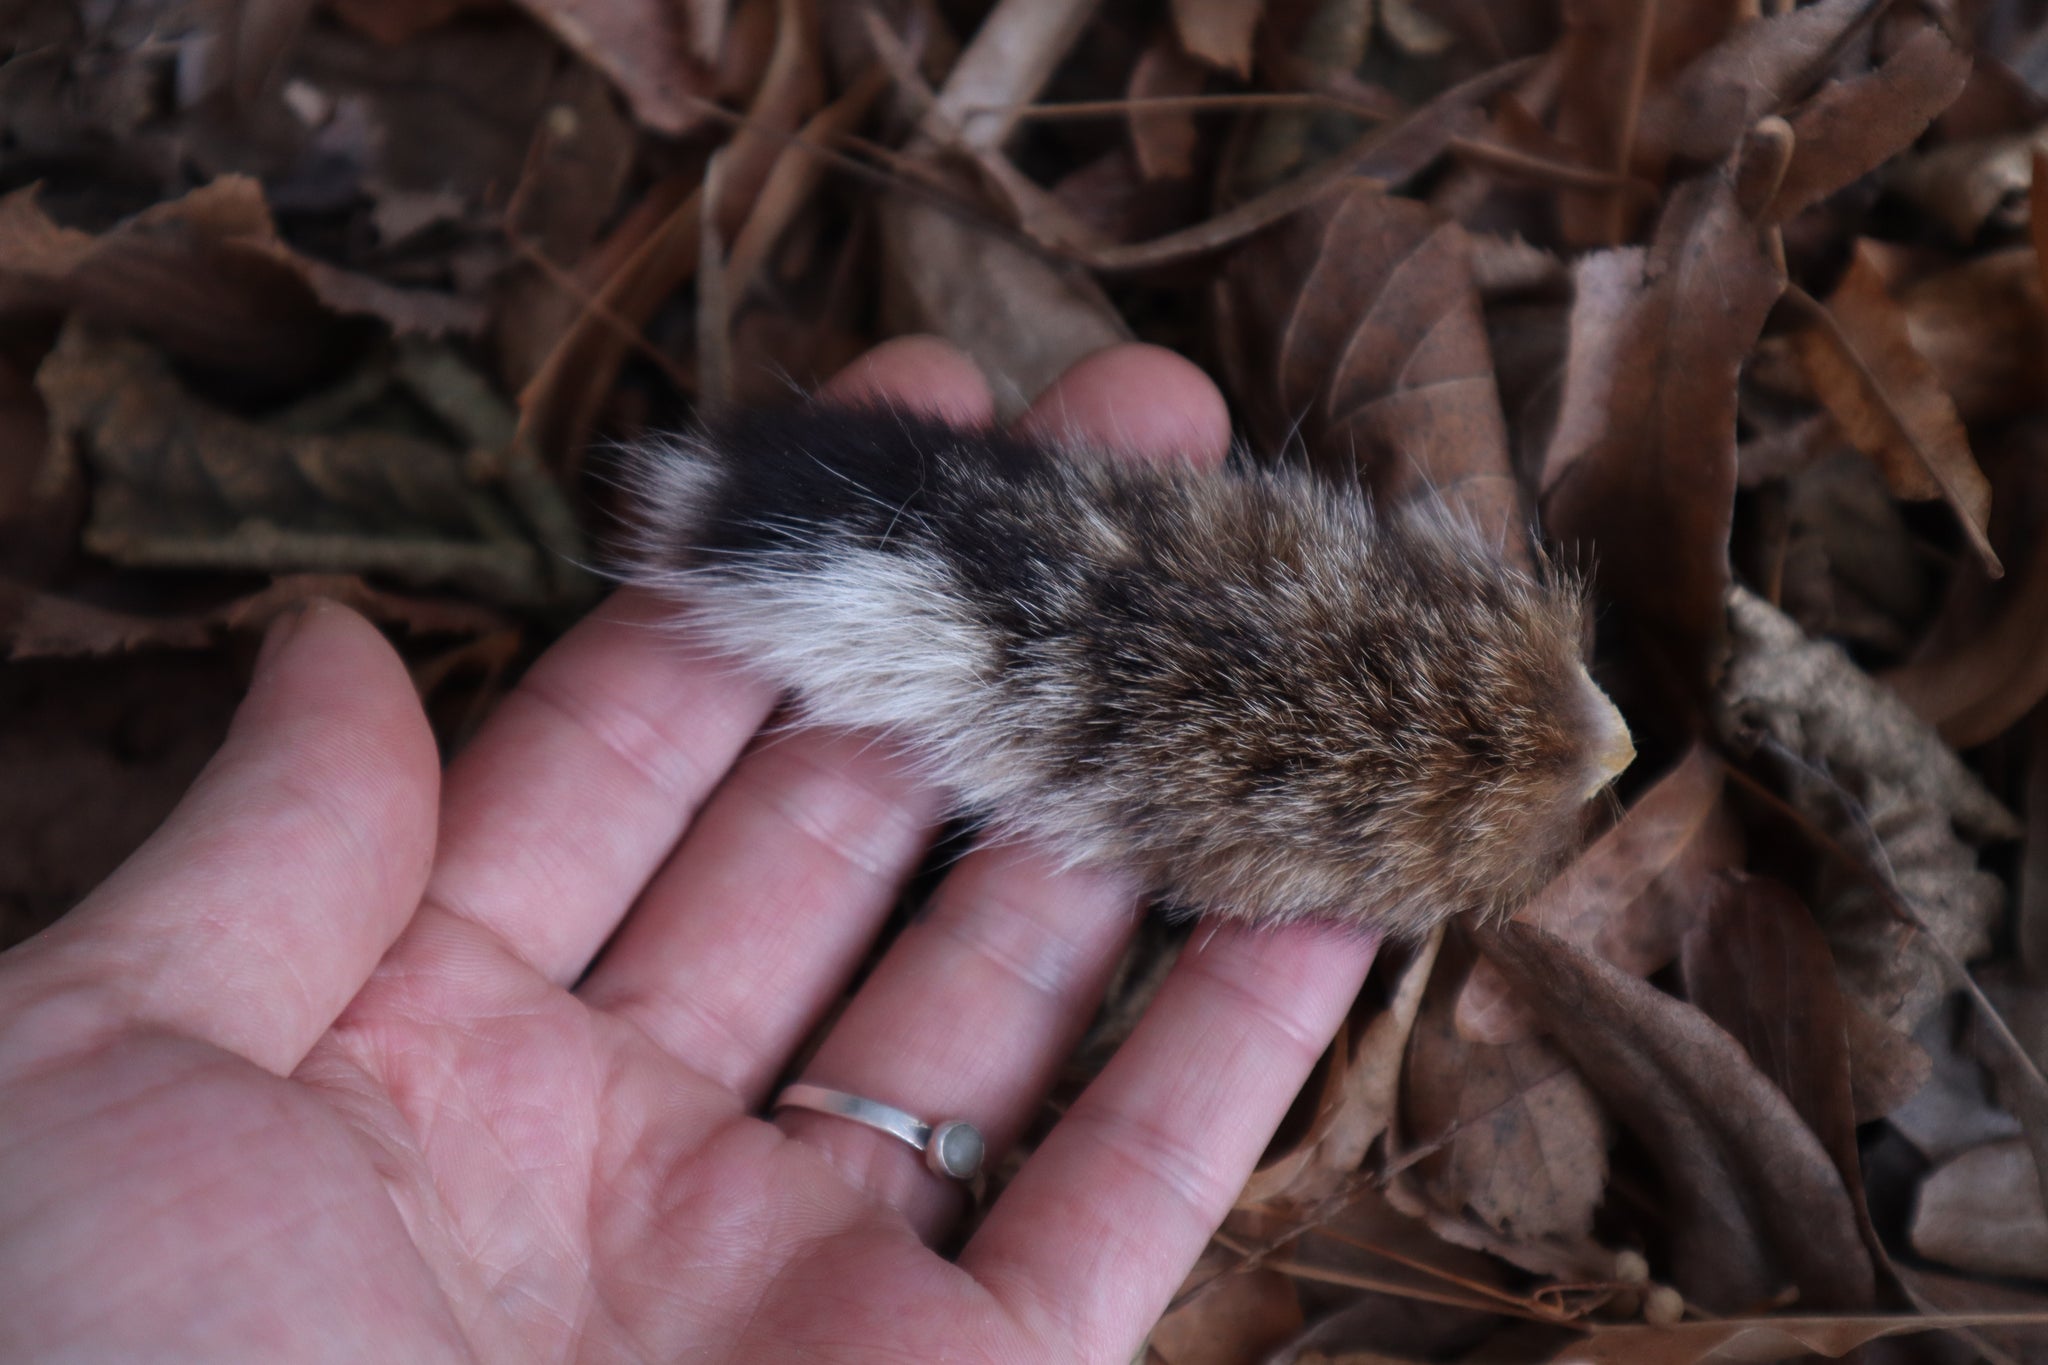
(10, 0, 2048, 1360)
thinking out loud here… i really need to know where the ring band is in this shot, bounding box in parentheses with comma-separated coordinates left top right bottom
(773, 1083, 986, 1181)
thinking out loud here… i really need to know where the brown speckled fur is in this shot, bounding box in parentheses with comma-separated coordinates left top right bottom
(621, 402, 1618, 938)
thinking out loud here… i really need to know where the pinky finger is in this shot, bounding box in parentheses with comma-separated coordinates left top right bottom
(958, 919, 1377, 1360)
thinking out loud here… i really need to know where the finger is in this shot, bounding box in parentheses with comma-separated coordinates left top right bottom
(578, 729, 940, 1099)
(775, 845, 1143, 1234)
(419, 336, 992, 984)
(2, 603, 440, 1074)
(772, 345, 1235, 1233)
(578, 338, 993, 1084)
(961, 922, 1377, 1360)
(1016, 343, 1233, 469)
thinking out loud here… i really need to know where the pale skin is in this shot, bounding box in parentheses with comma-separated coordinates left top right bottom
(0, 340, 1379, 1363)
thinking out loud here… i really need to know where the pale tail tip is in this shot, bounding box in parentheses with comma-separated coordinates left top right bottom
(1579, 671, 1635, 800)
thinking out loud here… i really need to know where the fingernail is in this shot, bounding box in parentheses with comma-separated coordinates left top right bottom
(254, 601, 313, 676)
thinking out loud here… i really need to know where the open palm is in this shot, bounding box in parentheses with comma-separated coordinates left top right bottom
(0, 339, 1377, 1364)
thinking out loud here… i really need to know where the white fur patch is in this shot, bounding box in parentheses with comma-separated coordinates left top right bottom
(666, 545, 997, 755)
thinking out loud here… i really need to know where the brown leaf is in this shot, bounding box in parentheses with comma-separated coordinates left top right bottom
(1552, 0, 1747, 245)
(1542, 162, 1785, 706)
(1550, 1311, 2048, 1365)
(1763, 23, 1972, 224)
(1897, 248, 2048, 425)
(1793, 241, 1998, 577)
(1911, 1140, 2048, 1281)
(1636, 0, 1878, 168)
(1679, 876, 1891, 1276)
(1149, 1262, 1303, 1364)
(1128, 33, 1208, 182)
(1399, 944, 1610, 1265)
(1222, 184, 1523, 558)
(1883, 425, 2048, 746)
(1459, 745, 1740, 1045)
(510, 0, 721, 133)
(0, 178, 479, 393)
(1478, 921, 1877, 1312)
(1170, 0, 1262, 77)
(5, 574, 506, 660)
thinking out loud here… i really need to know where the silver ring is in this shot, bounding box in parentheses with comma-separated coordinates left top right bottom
(773, 1083, 986, 1181)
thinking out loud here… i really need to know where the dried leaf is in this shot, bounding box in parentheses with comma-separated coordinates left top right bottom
(1911, 1140, 2048, 1281)
(0, 177, 479, 392)
(1551, 1311, 2048, 1365)
(1719, 584, 2019, 837)
(1883, 426, 2048, 747)
(510, 0, 720, 134)
(1679, 875, 1895, 1279)
(5, 574, 506, 660)
(1718, 587, 2016, 1031)
(42, 324, 549, 604)
(1636, 0, 1877, 167)
(1399, 945, 1610, 1265)
(1478, 922, 1877, 1312)
(1542, 163, 1785, 701)
(1793, 242, 1998, 576)
(877, 0, 1130, 414)
(1149, 1263, 1303, 1364)
(1222, 184, 1523, 558)
(1898, 248, 2048, 425)
(1459, 745, 1740, 1045)
(1128, 34, 1207, 182)
(1764, 24, 1972, 224)
(1170, 0, 1262, 77)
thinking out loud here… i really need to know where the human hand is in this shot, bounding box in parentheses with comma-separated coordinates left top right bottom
(0, 339, 1379, 1363)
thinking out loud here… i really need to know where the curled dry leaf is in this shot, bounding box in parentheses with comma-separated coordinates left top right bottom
(1542, 161, 1785, 702)
(1478, 921, 1876, 1313)
(1679, 874, 1912, 1291)
(0, 177, 480, 392)
(1634, 0, 1877, 168)
(1396, 943, 1610, 1275)
(1719, 586, 2016, 1032)
(1458, 744, 1740, 1045)
(1763, 24, 1971, 225)
(1910, 1140, 2048, 1281)
(42, 324, 549, 604)
(1793, 241, 1998, 577)
(1220, 183, 1523, 559)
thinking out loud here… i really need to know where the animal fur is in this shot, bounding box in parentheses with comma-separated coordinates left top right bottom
(620, 403, 1631, 938)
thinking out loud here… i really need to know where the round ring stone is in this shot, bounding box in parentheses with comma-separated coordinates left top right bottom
(925, 1120, 986, 1180)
